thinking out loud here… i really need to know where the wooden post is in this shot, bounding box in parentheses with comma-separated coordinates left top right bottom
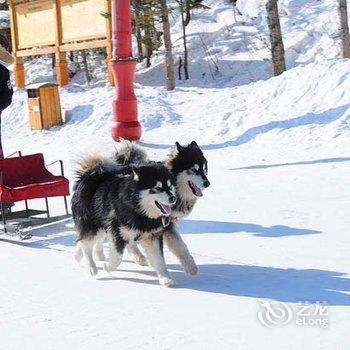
(53, 0, 69, 86)
(55, 52, 69, 86)
(14, 57, 25, 88)
(106, 54, 114, 85)
(8, 0, 25, 88)
(105, 0, 114, 85)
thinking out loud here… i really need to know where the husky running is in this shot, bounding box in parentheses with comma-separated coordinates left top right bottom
(72, 157, 198, 287)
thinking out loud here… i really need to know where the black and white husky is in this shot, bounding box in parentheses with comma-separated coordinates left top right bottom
(72, 157, 198, 287)
(111, 140, 210, 266)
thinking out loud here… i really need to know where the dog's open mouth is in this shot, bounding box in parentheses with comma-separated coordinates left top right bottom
(188, 181, 203, 197)
(155, 201, 172, 216)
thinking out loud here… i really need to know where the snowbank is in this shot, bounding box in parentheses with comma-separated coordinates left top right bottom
(3, 59, 350, 173)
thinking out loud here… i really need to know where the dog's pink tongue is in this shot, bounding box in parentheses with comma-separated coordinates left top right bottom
(163, 205, 172, 214)
(193, 183, 203, 197)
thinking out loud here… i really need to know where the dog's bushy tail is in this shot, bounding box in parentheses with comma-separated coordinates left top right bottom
(75, 154, 116, 181)
(113, 140, 148, 166)
(72, 154, 117, 230)
(76, 154, 113, 177)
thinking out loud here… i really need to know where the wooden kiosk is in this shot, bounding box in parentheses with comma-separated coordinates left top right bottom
(7, 0, 114, 88)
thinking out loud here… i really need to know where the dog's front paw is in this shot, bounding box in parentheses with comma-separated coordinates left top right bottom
(183, 256, 198, 276)
(132, 254, 148, 266)
(94, 251, 106, 262)
(104, 261, 118, 273)
(159, 276, 175, 288)
(74, 248, 83, 264)
(89, 264, 98, 276)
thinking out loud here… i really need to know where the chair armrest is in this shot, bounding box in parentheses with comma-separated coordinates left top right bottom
(45, 160, 65, 177)
(6, 151, 22, 158)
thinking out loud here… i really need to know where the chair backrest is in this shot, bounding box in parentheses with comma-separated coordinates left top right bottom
(0, 153, 52, 187)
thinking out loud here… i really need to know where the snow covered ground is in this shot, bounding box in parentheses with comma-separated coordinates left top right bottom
(1, 0, 350, 349)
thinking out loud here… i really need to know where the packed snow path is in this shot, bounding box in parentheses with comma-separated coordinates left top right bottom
(1, 151, 349, 349)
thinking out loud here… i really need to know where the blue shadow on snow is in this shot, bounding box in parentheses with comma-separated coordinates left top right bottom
(138, 105, 349, 151)
(170, 263, 350, 306)
(231, 157, 350, 170)
(179, 219, 321, 237)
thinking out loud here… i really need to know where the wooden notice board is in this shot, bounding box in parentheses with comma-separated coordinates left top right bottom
(15, 0, 56, 50)
(8, 0, 113, 87)
(61, 0, 107, 43)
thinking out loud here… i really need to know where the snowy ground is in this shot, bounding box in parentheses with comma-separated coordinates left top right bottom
(1, 0, 350, 349)
(1, 156, 349, 349)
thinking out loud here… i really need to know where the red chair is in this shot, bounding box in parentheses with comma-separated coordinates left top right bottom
(0, 152, 70, 232)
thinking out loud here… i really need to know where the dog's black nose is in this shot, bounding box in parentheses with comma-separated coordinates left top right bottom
(203, 180, 210, 188)
(169, 195, 176, 204)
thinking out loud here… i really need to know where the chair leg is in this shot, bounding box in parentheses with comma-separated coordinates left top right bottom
(63, 196, 69, 215)
(1, 202, 7, 233)
(25, 199, 29, 214)
(45, 197, 50, 218)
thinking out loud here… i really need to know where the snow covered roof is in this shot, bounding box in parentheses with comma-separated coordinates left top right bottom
(26, 82, 59, 89)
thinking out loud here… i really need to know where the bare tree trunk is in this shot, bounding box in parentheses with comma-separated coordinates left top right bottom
(144, 25, 153, 67)
(132, 0, 144, 61)
(178, 56, 183, 80)
(159, 0, 175, 90)
(338, 0, 350, 58)
(266, 0, 286, 76)
(179, 0, 189, 79)
(81, 50, 91, 83)
(135, 26, 143, 61)
(143, 4, 157, 68)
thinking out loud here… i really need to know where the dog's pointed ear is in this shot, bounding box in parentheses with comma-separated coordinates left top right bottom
(175, 142, 183, 152)
(190, 141, 198, 147)
(133, 170, 139, 182)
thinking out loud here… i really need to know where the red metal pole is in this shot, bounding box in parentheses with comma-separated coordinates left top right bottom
(111, 0, 141, 141)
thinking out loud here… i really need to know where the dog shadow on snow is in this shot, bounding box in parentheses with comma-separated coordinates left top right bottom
(8, 219, 349, 306)
(6, 218, 320, 250)
(174, 263, 350, 306)
(99, 220, 349, 306)
(178, 219, 321, 237)
(102, 263, 350, 306)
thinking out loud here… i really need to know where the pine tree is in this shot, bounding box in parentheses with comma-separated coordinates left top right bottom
(131, 0, 162, 67)
(132, 0, 144, 61)
(183, 0, 209, 26)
